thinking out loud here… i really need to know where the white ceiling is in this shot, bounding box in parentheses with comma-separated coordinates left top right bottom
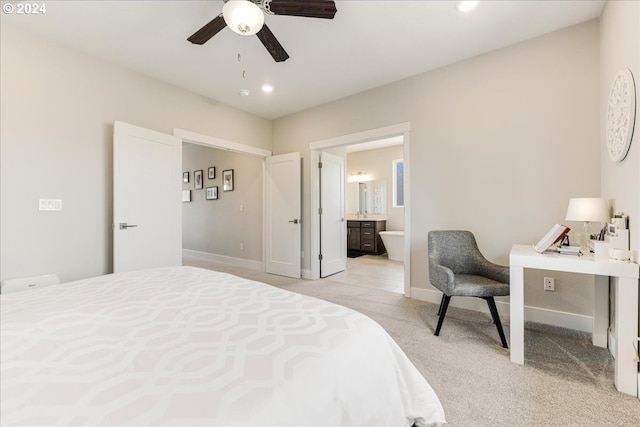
(2, 1, 605, 120)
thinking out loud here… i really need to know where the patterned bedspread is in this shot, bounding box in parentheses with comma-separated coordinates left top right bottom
(1, 266, 445, 426)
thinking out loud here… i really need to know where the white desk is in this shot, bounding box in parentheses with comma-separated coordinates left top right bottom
(509, 244, 639, 396)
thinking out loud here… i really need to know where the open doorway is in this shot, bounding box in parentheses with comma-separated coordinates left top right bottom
(309, 123, 411, 296)
(338, 140, 404, 293)
(176, 128, 303, 280)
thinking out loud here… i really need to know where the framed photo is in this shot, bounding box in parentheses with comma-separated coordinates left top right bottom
(182, 190, 191, 202)
(194, 170, 203, 190)
(183, 172, 190, 183)
(222, 169, 234, 192)
(208, 167, 216, 179)
(206, 186, 218, 200)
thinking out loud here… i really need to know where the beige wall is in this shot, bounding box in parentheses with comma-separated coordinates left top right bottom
(347, 145, 404, 231)
(274, 20, 601, 316)
(182, 144, 263, 262)
(0, 24, 271, 282)
(600, 1, 639, 262)
(599, 1, 640, 333)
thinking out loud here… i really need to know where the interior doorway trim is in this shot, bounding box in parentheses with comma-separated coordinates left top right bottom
(309, 122, 412, 297)
(173, 128, 272, 271)
(174, 128, 271, 158)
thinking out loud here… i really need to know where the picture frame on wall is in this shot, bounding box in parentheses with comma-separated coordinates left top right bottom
(208, 167, 216, 180)
(194, 170, 203, 190)
(206, 186, 218, 200)
(222, 169, 234, 192)
(182, 190, 191, 202)
(183, 172, 189, 183)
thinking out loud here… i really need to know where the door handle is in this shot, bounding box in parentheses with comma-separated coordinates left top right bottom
(119, 223, 138, 229)
(288, 219, 300, 224)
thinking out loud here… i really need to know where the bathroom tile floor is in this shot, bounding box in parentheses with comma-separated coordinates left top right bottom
(325, 254, 404, 294)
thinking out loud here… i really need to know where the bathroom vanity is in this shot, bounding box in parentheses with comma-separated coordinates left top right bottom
(347, 219, 386, 255)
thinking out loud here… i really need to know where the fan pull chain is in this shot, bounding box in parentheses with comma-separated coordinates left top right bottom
(237, 53, 247, 79)
(237, 51, 250, 96)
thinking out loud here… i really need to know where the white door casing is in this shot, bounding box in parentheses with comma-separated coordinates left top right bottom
(265, 152, 301, 278)
(320, 152, 346, 277)
(309, 123, 410, 296)
(113, 121, 181, 273)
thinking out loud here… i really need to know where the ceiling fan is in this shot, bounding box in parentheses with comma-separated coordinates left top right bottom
(187, 0, 337, 63)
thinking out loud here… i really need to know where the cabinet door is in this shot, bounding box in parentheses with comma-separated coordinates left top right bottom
(347, 227, 361, 250)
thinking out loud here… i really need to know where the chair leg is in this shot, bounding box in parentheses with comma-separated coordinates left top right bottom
(437, 294, 446, 316)
(434, 295, 451, 336)
(484, 297, 508, 348)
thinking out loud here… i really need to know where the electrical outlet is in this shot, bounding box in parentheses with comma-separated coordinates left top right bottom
(544, 277, 555, 291)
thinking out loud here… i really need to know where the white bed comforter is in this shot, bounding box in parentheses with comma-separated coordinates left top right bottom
(1, 266, 445, 426)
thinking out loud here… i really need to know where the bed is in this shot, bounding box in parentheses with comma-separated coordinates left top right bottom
(1, 266, 445, 426)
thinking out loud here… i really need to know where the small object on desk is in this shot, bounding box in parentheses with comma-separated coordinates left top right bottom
(588, 239, 610, 259)
(534, 224, 571, 253)
(609, 248, 631, 261)
(556, 245, 582, 256)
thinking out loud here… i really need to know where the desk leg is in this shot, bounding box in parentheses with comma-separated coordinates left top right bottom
(592, 275, 609, 348)
(510, 265, 524, 365)
(614, 277, 639, 397)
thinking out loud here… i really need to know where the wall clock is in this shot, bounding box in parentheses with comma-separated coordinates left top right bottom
(606, 68, 636, 163)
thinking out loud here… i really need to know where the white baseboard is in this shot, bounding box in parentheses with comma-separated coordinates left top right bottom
(410, 287, 592, 333)
(183, 249, 263, 272)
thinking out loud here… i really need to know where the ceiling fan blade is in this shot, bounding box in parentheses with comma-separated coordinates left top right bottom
(187, 15, 227, 45)
(266, 0, 337, 19)
(256, 24, 290, 62)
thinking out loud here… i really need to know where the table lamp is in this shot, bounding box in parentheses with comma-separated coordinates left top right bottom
(565, 197, 609, 248)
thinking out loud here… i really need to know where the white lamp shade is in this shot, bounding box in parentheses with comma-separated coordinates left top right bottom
(565, 198, 609, 222)
(223, 0, 264, 36)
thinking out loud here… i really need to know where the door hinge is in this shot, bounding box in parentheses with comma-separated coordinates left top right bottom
(318, 161, 323, 168)
(319, 254, 323, 260)
(318, 208, 323, 215)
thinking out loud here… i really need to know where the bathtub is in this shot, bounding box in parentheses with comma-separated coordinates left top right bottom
(379, 231, 404, 262)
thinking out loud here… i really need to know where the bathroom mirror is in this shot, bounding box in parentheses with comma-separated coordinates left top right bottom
(347, 180, 386, 215)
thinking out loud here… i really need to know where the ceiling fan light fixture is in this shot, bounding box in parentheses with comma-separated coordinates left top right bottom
(223, 0, 265, 36)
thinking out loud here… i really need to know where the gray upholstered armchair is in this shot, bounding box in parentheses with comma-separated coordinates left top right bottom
(427, 230, 510, 348)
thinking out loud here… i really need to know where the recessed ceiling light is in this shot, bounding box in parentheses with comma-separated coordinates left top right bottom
(456, 1, 478, 12)
(262, 84, 274, 93)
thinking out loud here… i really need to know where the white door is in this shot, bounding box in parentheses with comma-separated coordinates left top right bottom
(265, 152, 301, 278)
(113, 121, 182, 273)
(320, 152, 346, 277)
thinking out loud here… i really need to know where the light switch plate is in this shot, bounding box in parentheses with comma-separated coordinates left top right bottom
(39, 199, 62, 211)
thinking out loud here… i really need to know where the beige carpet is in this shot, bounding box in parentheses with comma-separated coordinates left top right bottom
(184, 257, 640, 427)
